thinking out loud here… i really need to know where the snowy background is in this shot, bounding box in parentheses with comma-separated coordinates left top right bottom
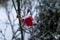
(0, 0, 40, 40)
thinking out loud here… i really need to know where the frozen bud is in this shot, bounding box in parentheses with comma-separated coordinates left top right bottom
(16, 15, 20, 18)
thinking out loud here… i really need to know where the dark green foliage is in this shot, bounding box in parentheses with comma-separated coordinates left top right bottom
(34, 0, 60, 40)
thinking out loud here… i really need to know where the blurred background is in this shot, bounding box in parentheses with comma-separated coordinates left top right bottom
(0, 0, 60, 40)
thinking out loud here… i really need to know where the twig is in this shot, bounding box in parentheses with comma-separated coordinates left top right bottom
(17, 0, 24, 40)
(5, 5, 15, 40)
(0, 31, 7, 40)
(12, 0, 17, 13)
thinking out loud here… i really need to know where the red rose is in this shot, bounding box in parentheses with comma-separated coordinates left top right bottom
(22, 16, 33, 27)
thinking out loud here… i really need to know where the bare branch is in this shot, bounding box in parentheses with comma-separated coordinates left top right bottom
(17, 0, 24, 40)
(12, 0, 17, 13)
(0, 31, 7, 40)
